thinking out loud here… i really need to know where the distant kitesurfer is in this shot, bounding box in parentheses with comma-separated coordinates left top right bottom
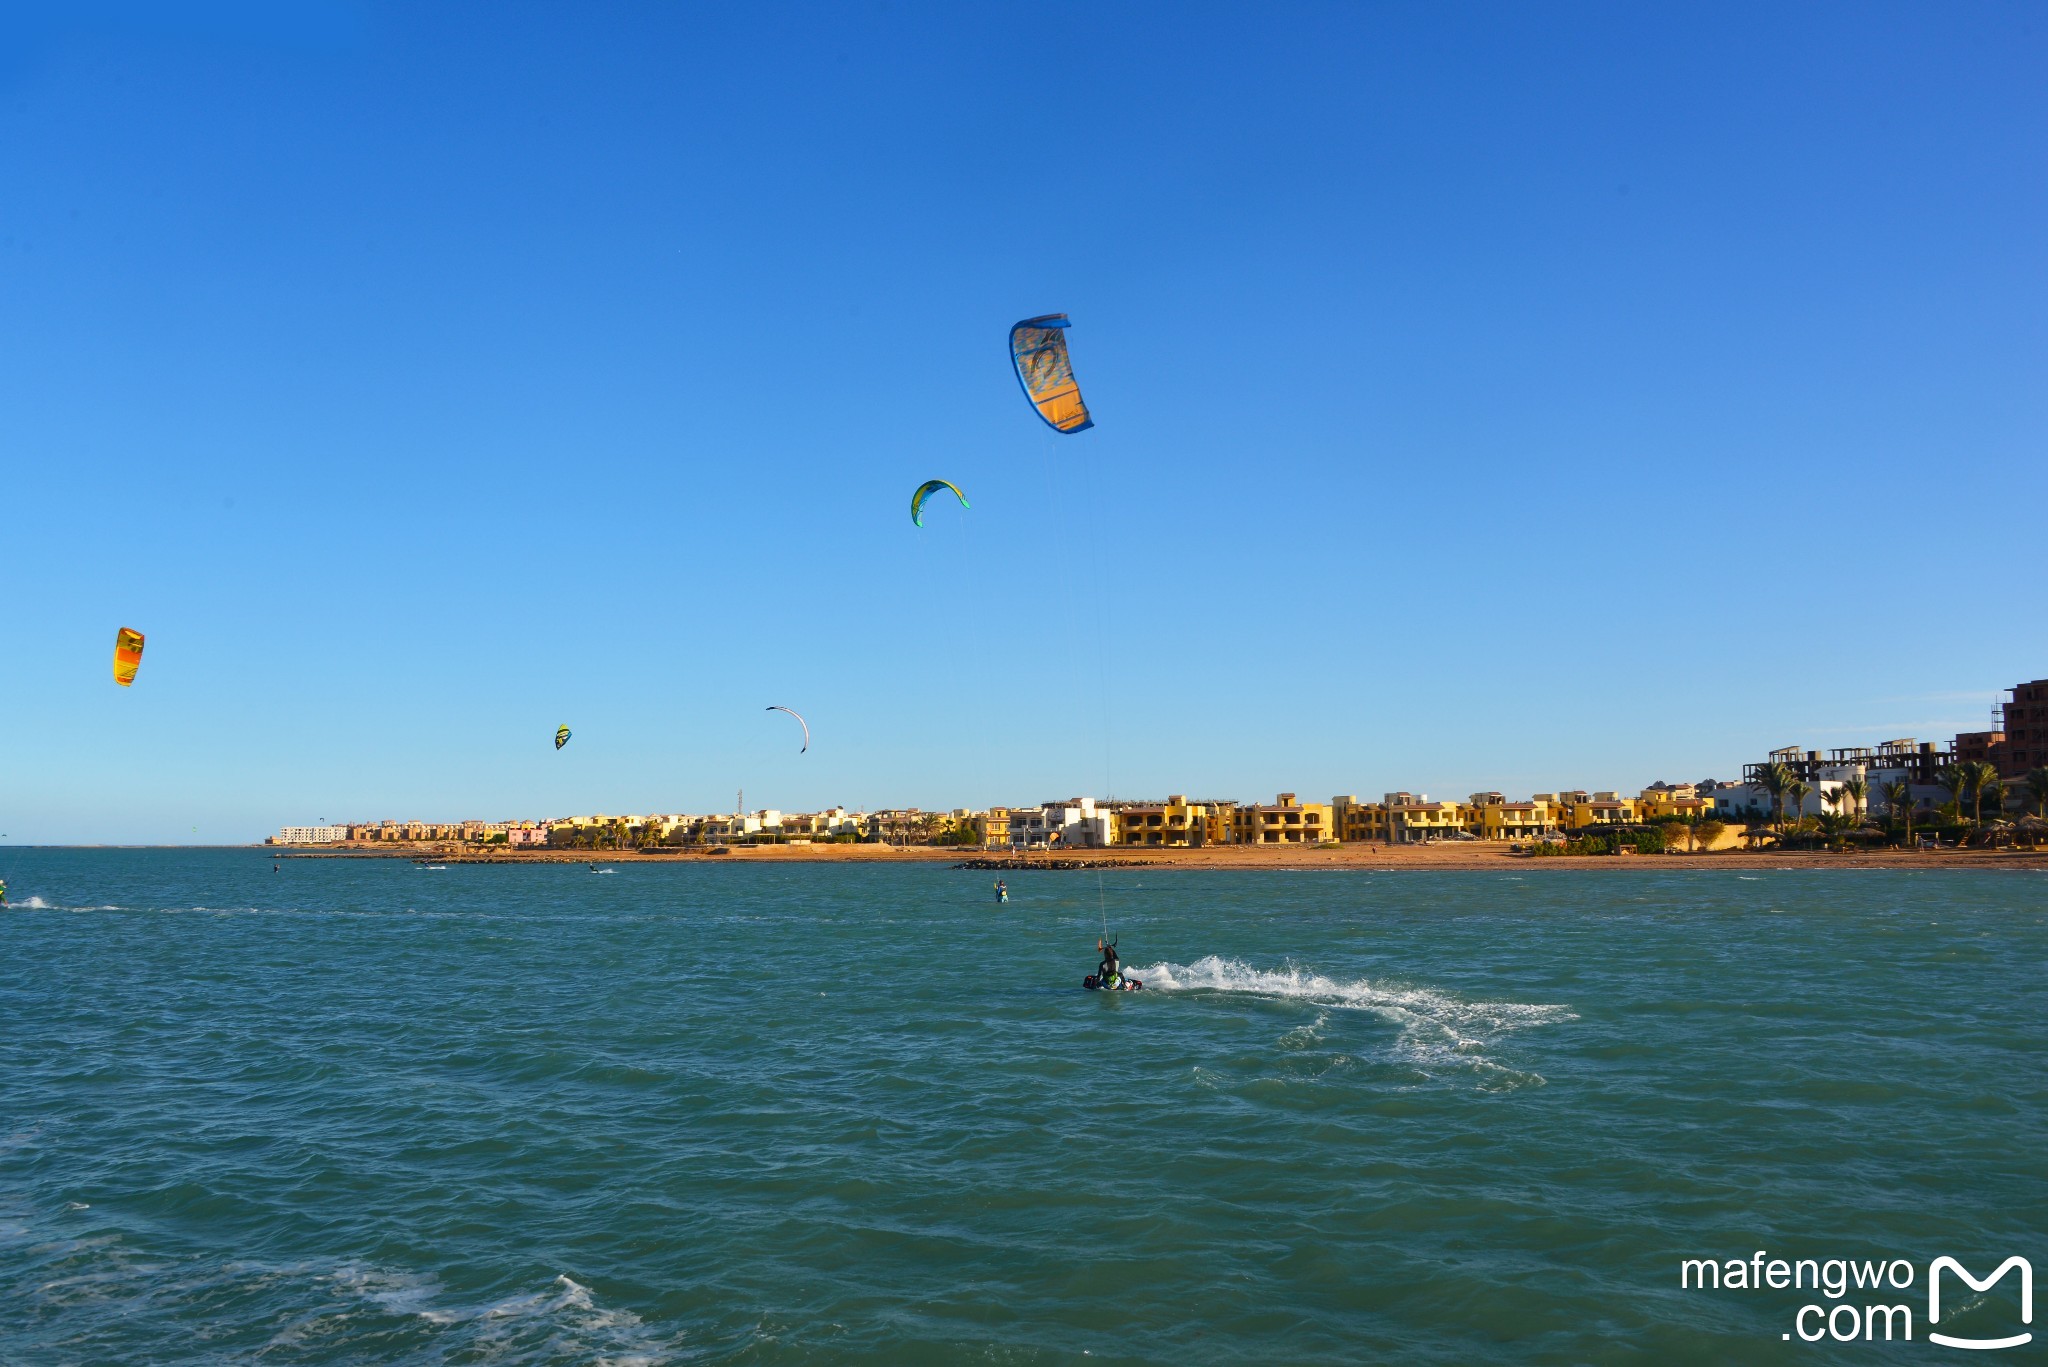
(994, 878, 1008, 903)
(0, 878, 8, 906)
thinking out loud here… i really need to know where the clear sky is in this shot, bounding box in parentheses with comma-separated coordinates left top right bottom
(3, 1, 2043, 843)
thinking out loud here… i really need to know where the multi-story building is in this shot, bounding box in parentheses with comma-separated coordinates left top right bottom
(1331, 795, 1387, 844)
(1010, 798, 1113, 849)
(1567, 792, 1637, 829)
(274, 825, 348, 845)
(1952, 730, 2008, 771)
(1730, 737, 1988, 819)
(1384, 797, 1467, 842)
(1113, 796, 1218, 847)
(1997, 679, 2048, 779)
(1467, 795, 1558, 841)
(977, 807, 1012, 849)
(776, 811, 836, 840)
(1230, 793, 1334, 845)
(1752, 743, 1946, 790)
(1635, 786, 1718, 823)
(709, 810, 782, 840)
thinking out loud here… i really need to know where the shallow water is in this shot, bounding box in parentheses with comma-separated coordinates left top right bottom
(2, 851, 2042, 1363)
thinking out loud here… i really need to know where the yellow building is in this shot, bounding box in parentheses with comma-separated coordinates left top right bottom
(1635, 788, 1718, 822)
(1467, 794, 1558, 841)
(1331, 795, 1387, 843)
(1385, 798, 1468, 842)
(1114, 795, 1217, 847)
(1554, 791, 1638, 830)
(1231, 793, 1335, 844)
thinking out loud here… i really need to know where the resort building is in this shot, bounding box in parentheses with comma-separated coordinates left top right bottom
(1466, 795, 1558, 841)
(1562, 792, 1638, 829)
(1009, 798, 1113, 849)
(1113, 795, 1220, 847)
(273, 825, 348, 845)
(1384, 798, 1468, 843)
(1701, 782, 1773, 822)
(1622, 791, 1720, 823)
(1331, 795, 1388, 844)
(775, 809, 859, 840)
(1230, 793, 1334, 844)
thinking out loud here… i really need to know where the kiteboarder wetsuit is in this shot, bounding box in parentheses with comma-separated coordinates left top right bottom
(1097, 942, 1122, 988)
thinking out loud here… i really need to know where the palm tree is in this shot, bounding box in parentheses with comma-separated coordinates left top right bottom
(1879, 778, 1913, 846)
(1756, 762, 1793, 829)
(1966, 760, 2000, 825)
(1839, 776, 1867, 823)
(1784, 779, 1812, 830)
(2028, 767, 2048, 819)
(1936, 761, 1970, 825)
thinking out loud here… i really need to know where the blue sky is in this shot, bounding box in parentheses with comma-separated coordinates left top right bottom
(3, 1, 2043, 843)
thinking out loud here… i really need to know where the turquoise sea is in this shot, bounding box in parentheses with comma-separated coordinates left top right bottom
(2, 850, 2042, 1363)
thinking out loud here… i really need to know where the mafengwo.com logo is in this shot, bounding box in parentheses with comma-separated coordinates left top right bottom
(1680, 1251, 2032, 1348)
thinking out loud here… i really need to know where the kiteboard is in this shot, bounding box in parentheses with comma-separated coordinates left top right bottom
(1082, 975, 1144, 992)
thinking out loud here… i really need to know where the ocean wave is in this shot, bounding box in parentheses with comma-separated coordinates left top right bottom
(1135, 955, 1572, 1090)
(294, 1265, 675, 1363)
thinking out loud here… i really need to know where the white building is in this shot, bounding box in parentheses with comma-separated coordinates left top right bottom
(1706, 770, 1866, 823)
(1009, 798, 1113, 850)
(275, 825, 348, 845)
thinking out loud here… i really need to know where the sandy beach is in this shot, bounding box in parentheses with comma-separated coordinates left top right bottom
(279, 841, 2048, 873)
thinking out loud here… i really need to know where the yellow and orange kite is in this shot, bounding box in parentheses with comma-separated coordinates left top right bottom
(113, 627, 144, 686)
(1009, 314, 1094, 434)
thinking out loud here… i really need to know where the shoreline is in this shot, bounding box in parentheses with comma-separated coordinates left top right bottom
(269, 843, 2048, 873)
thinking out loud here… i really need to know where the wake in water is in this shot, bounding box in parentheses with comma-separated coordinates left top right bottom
(315, 1266, 671, 1363)
(5, 897, 129, 912)
(1136, 955, 1575, 1090)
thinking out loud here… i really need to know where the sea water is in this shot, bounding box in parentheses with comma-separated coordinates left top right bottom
(2, 850, 2042, 1364)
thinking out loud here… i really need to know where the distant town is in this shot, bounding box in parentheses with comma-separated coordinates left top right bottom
(274, 677, 2048, 853)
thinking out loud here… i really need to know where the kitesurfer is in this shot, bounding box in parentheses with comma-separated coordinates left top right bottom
(994, 878, 1008, 903)
(1096, 937, 1122, 989)
(0, 878, 8, 906)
